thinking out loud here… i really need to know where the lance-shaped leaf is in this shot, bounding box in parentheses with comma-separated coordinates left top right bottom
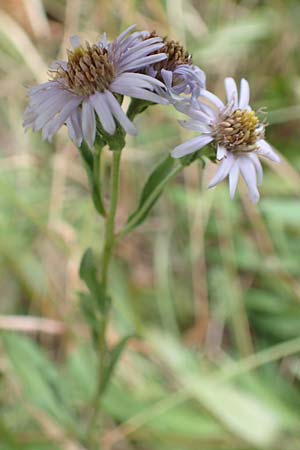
(123, 156, 178, 234)
(101, 335, 134, 395)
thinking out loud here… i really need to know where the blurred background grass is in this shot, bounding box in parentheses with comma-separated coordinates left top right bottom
(1, 0, 300, 449)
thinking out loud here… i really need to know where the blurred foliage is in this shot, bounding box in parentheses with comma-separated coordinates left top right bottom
(1, 0, 300, 449)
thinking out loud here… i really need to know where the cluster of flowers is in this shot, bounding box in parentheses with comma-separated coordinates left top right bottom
(24, 25, 280, 203)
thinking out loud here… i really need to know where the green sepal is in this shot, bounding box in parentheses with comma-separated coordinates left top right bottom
(78, 141, 106, 216)
(127, 98, 154, 120)
(96, 122, 126, 151)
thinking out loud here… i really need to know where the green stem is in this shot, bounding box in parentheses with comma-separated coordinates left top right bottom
(92, 144, 107, 217)
(116, 164, 183, 239)
(84, 149, 122, 447)
(101, 150, 122, 288)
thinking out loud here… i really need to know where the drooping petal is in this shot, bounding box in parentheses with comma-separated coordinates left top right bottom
(248, 153, 263, 185)
(208, 152, 235, 188)
(239, 78, 250, 109)
(229, 161, 240, 199)
(90, 91, 116, 135)
(105, 90, 137, 135)
(238, 156, 260, 203)
(216, 145, 227, 160)
(82, 99, 96, 149)
(171, 135, 213, 158)
(41, 96, 82, 141)
(66, 108, 83, 146)
(224, 78, 238, 109)
(257, 139, 280, 163)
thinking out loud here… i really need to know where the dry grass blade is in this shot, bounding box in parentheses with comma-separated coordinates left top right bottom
(0, 8, 47, 82)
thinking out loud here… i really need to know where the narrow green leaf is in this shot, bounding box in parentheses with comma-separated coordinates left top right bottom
(2, 333, 75, 430)
(101, 335, 134, 394)
(124, 156, 178, 233)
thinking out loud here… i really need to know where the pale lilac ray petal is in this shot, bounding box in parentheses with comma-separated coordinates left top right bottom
(114, 25, 136, 46)
(70, 35, 81, 49)
(180, 107, 213, 125)
(90, 91, 116, 135)
(82, 99, 96, 149)
(105, 91, 137, 135)
(33, 92, 73, 130)
(121, 54, 167, 72)
(257, 139, 281, 163)
(42, 96, 82, 141)
(198, 101, 218, 120)
(112, 84, 168, 104)
(216, 145, 227, 160)
(229, 162, 240, 199)
(238, 156, 260, 203)
(161, 69, 173, 90)
(28, 81, 55, 94)
(200, 89, 224, 110)
(178, 119, 211, 133)
(66, 108, 83, 146)
(239, 78, 250, 109)
(171, 135, 213, 158)
(248, 153, 263, 185)
(118, 43, 165, 68)
(208, 152, 235, 188)
(224, 78, 238, 109)
(111, 72, 165, 91)
(119, 37, 162, 59)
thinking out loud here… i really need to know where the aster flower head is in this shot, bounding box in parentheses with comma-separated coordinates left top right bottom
(23, 25, 169, 149)
(142, 31, 206, 107)
(171, 77, 280, 203)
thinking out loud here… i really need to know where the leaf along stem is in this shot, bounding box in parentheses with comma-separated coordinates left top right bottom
(84, 149, 122, 447)
(116, 163, 183, 239)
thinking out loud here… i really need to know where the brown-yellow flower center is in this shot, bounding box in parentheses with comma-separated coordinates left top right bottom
(52, 43, 115, 96)
(145, 31, 192, 81)
(214, 109, 264, 154)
